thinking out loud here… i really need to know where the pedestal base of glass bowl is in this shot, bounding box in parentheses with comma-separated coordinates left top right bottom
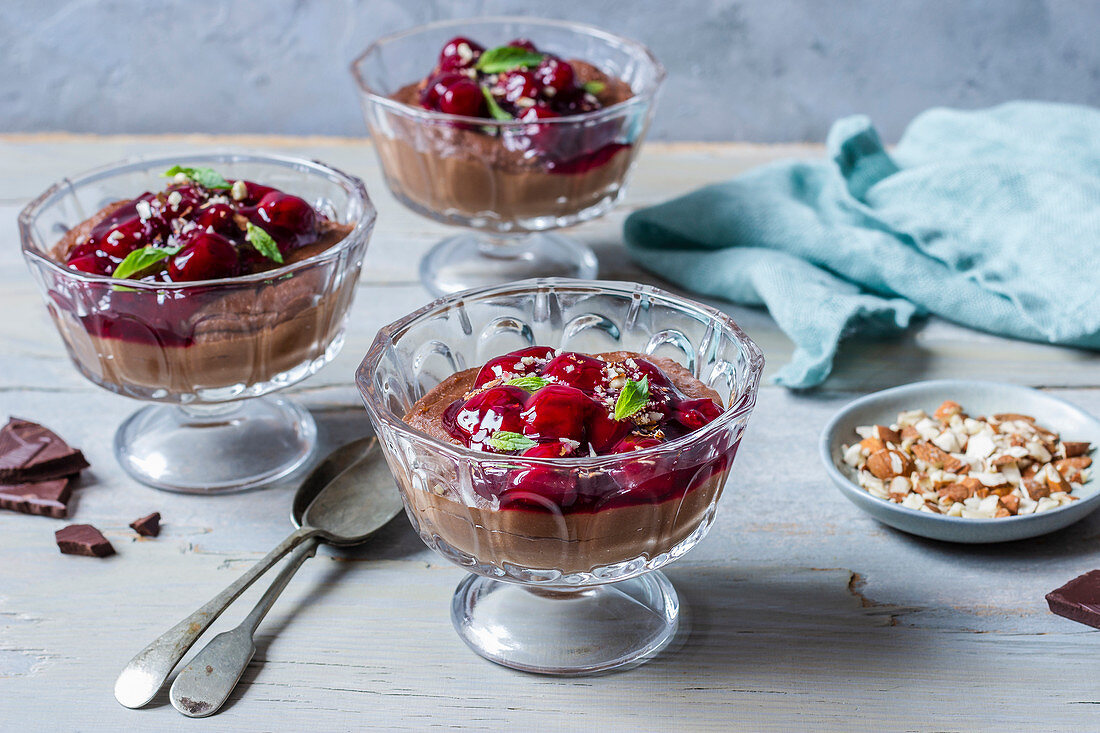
(113, 396, 317, 494)
(451, 570, 679, 675)
(419, 231, 598, 297)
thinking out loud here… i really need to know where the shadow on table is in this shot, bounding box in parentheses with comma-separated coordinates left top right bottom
(877, 507, 1100, 562)
(649, 564, 936, 681)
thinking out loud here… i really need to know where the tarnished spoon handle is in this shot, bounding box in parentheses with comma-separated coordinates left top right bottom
(113, 526, 317, 709)
(169, 537, 321, 718)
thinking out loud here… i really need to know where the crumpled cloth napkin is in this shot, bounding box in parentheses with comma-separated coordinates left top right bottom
(624, 101, 1100, 388)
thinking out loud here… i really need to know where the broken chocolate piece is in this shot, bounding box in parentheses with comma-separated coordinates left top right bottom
(0, 477, 73, 518)
(130, 512, 161, 537)
(55, 524, 114, 557)
(1046, 570, 1100, 629)
(0, 418, 89, 484)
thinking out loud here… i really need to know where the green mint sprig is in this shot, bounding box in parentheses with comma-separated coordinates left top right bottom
(486, 431, 538, 452)
(112, 244, 182, 280)
(481, 87, 514, 121)
(245, 222, 284, 263)
(163, 165, 231, 190)
(613, 376, 649, 421)
(475, 46, 545, 74)
(506, 375, 551, 392)
(582, 80, 606, 95)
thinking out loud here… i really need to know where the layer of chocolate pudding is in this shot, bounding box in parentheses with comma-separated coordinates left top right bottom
(378, 62, 637, 223)
(399, 351, 731, 575)
(50, 203, 355, 396)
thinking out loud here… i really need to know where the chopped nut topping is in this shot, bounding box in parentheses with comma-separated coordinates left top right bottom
(842, 400, 1091, 518)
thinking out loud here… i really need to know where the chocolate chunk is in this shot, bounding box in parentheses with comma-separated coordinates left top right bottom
(0, 418, 89, 484)
(0, 477, 73, 518)
(1046, 570, 1100, 629)
(55, 524, 114, 558)
(130, 512, 161, 537)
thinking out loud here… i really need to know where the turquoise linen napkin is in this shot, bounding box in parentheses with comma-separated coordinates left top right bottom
(624, 102, 1100, 388)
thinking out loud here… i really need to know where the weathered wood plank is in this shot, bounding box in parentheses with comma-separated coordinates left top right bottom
(1, 136, 1098, 731)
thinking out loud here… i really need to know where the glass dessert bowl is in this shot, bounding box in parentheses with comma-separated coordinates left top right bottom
(20, 153, 376, 493)
(357, 279, 763, 674)
(351, 17, 665, 296)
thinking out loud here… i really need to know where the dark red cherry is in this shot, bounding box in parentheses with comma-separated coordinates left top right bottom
(522, 442, 577, 459)
(673, 398, 724, 431)
(518, 103, 561, 149)
(236, 181, 276, 205)
(161, 184, 204, 218)
(67, 252, 110, 275)
(419, 72, 466, 110)
(442, 385, 529, 447)
(542, 352, 604, 392)
(194, 203, 237, 234)
(255, 192, 316, 235)
(507, 38, 539, 53)
(500, 466, 577, 511)
(550, 87, 599, 116)
(438, 78, 485, 117)
(520, 384, 593, 443)
(586, 410, 631, 453)
(473, 346, 556, 387)
(168, 232, 239, 281)
(96, 214, 165, 259)
(535, 56, 575, 96)
(438, 36, 484, 71)
(500, 70, 539, 103)
(611, 435, 663, 453)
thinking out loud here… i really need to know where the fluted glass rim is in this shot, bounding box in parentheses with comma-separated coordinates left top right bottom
(18, 151, 377, 290)
(349, 16, 667, 129)
(356, 278, 764, 469)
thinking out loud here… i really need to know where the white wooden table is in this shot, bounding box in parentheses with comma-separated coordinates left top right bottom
(2, 136, 1098, 732)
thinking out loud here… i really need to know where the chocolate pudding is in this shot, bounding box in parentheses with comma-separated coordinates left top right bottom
(399, 347, 738, 574)
(47, 166, 356, 395)
(374, 37, 640, 224)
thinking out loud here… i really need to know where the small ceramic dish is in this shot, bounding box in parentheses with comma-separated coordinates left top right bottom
(820, 380, 1100, 543)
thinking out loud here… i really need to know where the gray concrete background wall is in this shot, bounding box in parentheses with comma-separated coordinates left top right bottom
(3, 0, 1098, 142)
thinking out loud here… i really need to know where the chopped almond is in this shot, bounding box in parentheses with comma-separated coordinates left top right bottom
(1024, 478, 1050, 500)
(1063, 441, 1091, 458)
(872, 425, 901, 444)
(934, 400, 964, 421)
(866, 449, 914, 479)
(1054, 456, 1092, 483)
(860, 437, 886, 454)
(993, 413, 1035, 423)
(1001, 494, 1020, 514)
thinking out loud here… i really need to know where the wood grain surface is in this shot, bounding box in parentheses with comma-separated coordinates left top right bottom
(1, 135, 1098, 732)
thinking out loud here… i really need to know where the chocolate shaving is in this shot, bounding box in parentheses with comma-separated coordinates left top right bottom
(55, 524, 114, 558)
(0, 477, 73, 518)
(130, 512, 161, 538)
(0, 418, 89, 484)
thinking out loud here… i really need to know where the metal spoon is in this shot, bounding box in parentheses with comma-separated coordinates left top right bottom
(114, 437, 404, 710)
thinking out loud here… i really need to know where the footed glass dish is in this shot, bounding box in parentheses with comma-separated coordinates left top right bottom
(351, 17, 665, 296)
(357, 279, 762, 674)
(20, 153, 376, 493)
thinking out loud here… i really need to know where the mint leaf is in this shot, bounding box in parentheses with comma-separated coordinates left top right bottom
(613, 376, 649, 421)
(163, 165, 231, 190)
(245, 222, 284, 263)
(481, 87, 513, 121)
(112, 244, 181, 280)
(486, 431, 538, 453)
(582, 80, 606, 95)
(475, 46, 545, 74)
(506, 375, 551, 392)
